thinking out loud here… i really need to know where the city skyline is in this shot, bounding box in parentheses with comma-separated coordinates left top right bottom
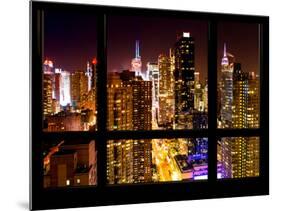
(217, 22, 260, 76)
(42, 11, 260, 186)
(44, 11, 260, 81)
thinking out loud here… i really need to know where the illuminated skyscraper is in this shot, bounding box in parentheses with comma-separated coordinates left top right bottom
(158, 54, 174, 128)
(107, 139, 134, 184)
(131, 77, 152, 130)
(131, 40, 142, 77)
(220, 137, 259, 178)
(232, 63, 248, 128)
(247, 72, 259, 128)
(147, 62, 159, 123)
(43, 59, 54, 115)
(203, 82, 208, 112)
(174, 32, 195, 129)
(60, 70, 71, 107)
(43, 74, 53, 115)
(70, 70, 88, 109)
(91, 57, 98, 91)
(232, 64, 259, 128)
(220, 43, 234, 128)
(54, 68, 62, 104)
(107, 71, 153, 184)
(86, 61, 92, 92)
(107, 72, 133, 131)
(193, 72, 204, 112)
(219, 52, 260, 179)
(106, 72, 134, 184)
(130, 76, 152, 183)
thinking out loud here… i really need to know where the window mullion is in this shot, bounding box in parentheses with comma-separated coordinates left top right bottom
(96, 12, 108, 187)
(208, 19, 218, 182)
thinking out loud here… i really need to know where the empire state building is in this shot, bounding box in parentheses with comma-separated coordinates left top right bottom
(131, 40, 142, 77)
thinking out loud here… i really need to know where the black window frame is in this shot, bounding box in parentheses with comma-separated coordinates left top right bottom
(30, 1, 269, 210)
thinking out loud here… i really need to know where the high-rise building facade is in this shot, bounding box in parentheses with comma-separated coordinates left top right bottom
(43, 59, 54, 115)
(158, 54, 174, 128)
(147, 62, 159, 125)
(232, 63, 248, 128)
(91, 57, 98, 91)
(220, 137, 259, 178)
(220, 44, 234, 128)
(174, 32, 195, 129)
(247, 72, 259, 128)
(43, 74, 53, 115)
(106, 70, 153, 184)
(107, 73, 133, 131)
(219, 46, 260, 179)
(70, 70, 88, 109)
(106, 73, 134, 184)
(60, 70, 72, 107)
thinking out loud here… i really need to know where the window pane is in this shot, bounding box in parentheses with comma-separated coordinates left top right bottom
(107, 15, 208, 130)
(107, 138, 208, 184)
(217, 137, 260, 179)
(42, 10, 98, 131)
(43, 139, 97, 188)
(217, 22, 260, 129)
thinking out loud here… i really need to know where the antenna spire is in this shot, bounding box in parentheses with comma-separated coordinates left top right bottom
(135, 40, 140, 58)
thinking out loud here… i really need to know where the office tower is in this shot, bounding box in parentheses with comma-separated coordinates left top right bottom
(232, 63, 248, 128)
(131, 77, 152, 182)
(106, 70, 153, 184)
(107, 139, 134, 184)
(232, 64, 259, 128)
(247, 72, 259, 128)
(220, 43, 234, 128)
(246, 137, 260, 177)
(131, 40, 142, 77)
(158, 54, 174, 128)
(147, 62, 159, 125)
(131, 76, 152, 130)
(174, 32, 195, 129)
(44, 140, 97, 188)
(43, 73, 53, 115)
(86, 61, 92, 92)
(60, 70, 71, 107)
(220, 137, 259, 178)
(54, 68, 62, 104)
(91, 57, 98, 91)
(194, 77, 203, 112)
(43, 59, 54, 115)
(132, 139, 152, 183)
(117, 70, 152, 130)
(106, 72, 134, 184)
(70, 70, 88, 109)
(203, 82, 208, 112)
(107, 72, 133, 131)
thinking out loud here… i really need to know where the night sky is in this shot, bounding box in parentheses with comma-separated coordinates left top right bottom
(44, 10, 97, 72)
(44, 10, 259, 81)
(217, 22, 260, 76)
(107, 15, 208, 80)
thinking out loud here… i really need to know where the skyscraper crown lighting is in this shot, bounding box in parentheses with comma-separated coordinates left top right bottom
(221, 43, 229, 66)
(131, 40, 142, 77)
